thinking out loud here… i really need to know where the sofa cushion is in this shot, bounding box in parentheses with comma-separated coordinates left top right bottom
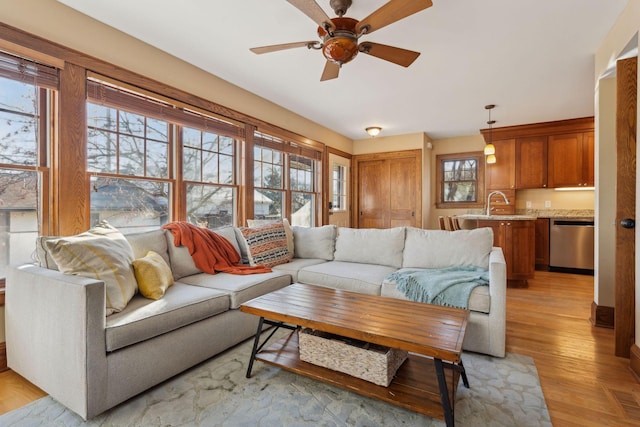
(381, 268, 491, 313)
(44, 221, 137, 316)
(126, 229, 170, 267)
(35, 236, 59, 271)
(132, 251, 174, 300)
(177, 270, 292, 308)
(105, 282, 230, 352)
(334, 227, 405, 268)
(402, 227, 493, 269)
(292, 225, 336, 260)
(272, 258, 327, 283)
(239, 222, 292, 268)
(297, 261, 398, 295)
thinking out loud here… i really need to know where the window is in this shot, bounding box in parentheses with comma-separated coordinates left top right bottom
(331, 163, 348, 211)
(87, 78, 242, 232)
(436, 152, 485, 209)
(253, 131, 321, 226)
(183, 126, 237, 228)
(0, 52, 56, 280)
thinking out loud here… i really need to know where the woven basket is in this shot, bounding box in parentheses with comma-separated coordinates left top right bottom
(298, 328, 408, 387)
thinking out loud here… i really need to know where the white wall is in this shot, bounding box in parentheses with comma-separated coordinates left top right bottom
(594, 0, 640, 343)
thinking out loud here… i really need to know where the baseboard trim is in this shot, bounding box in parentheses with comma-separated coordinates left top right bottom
(0, 341, 6, 372)
(631, 344, 640, 381)
(590, 301, 614, 329)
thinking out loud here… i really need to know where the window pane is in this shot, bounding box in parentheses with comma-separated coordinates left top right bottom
(254, 189, 282, 220)
(291, 192, 313, 227)
(146, 117, 168, 142)
(87, 103, 117, 131)
(87, 130, 117, 173)
(90, 176, 169, 234)
(147, 140, 168, 178)
(0, 169, 38, 278)
(219, 154, 234, 184)
(186, 184, 234, 228)
(183, 147, 201, 181)
(203, 132, 219, 152)
(203, 153, 219, 182)
(183, 127, 201, 148)
(119, 136, 144, 175)
(290, 155, 314, 192)
(0, 110, 38, 166)
(119, 111, 144, 137)
(219, 136, 234, 155)
(0, 77, 38, 114)
(444, 182, 476, 202)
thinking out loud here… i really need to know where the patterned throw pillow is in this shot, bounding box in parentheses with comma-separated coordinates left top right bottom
(44, 221, 137, 316)
(132, 251, 174, 300)
(240, 222, 292, 268)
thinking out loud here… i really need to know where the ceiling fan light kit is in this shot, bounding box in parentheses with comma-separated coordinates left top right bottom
(251, 0, 433, 81)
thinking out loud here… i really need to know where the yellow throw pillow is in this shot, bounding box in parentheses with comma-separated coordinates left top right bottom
(132, 251, 174, 300)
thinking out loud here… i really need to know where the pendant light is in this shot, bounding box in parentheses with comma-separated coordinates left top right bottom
(484, 104, 496, 163)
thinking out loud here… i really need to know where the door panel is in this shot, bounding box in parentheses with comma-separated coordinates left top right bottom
(358, 160, 389, 228)
(615, 56, 637, 358)
(389, 157, 417, 227)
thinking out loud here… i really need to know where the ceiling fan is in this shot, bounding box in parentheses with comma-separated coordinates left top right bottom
(250, 0, 433, 81)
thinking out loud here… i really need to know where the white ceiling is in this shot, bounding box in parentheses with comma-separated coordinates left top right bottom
(57, 0, 628, 140)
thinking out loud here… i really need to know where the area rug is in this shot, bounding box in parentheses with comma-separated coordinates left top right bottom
(1, 332, 551, 427)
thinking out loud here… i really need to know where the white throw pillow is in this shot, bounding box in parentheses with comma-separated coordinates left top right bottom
(402, 227, 494, 269)
(333, 227, 406, 268)
(292, 225, 337, 260)
(44, 221, 137, 316)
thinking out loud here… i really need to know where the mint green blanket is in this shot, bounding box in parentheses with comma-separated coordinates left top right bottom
(385, 266, 489, 309)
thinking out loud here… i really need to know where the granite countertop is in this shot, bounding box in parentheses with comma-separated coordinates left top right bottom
(457, 214, 537, 221)
(518, 209, 594, 219)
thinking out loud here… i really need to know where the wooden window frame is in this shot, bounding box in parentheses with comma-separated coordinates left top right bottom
(436, 151, 485, 209)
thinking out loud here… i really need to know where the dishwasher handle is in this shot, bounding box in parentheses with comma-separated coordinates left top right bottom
(553, 220, 594, 226)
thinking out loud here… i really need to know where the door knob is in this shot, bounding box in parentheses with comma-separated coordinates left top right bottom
(621, 218, 636, 229)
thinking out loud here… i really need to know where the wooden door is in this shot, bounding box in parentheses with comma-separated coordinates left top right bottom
(354, 150, 421, 229)
(516, 136, 548, 188)
(389, 157, 417, 227)
(486, 139, 516, 190)
(615, 56, 637, 358)
(358, 159, 389, 229)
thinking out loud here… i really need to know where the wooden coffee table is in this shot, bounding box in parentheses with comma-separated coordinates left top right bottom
(240, 283, 470, 427)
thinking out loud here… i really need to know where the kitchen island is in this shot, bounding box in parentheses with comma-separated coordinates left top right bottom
(458, 214, 536, 288)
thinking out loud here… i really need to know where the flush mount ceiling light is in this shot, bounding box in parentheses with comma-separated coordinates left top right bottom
(484, 104, 497, 163)
(365, 126, 382, 137)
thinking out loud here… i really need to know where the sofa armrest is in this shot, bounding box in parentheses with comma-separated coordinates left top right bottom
(487, 246, 507, 357)
(6, 264, 108, 420)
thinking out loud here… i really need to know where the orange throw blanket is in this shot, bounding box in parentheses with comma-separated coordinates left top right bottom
(162, 222, 272, 275)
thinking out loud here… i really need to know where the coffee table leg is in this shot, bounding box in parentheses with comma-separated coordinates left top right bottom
(246, 317, 265, 378)
(434, 358, 455, 427)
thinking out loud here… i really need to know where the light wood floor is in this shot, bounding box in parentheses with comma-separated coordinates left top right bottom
(1, 271, 639, 425)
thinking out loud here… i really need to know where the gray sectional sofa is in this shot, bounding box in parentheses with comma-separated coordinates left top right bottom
(6, 223, 506, 420)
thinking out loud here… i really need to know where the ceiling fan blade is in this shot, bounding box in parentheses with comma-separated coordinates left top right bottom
(359, 42, 421, 67)
(250, 41, 319, 54)
(287, 0, 335, 31)
(356, 0, 432, 35)
(320, 61, 340, 81)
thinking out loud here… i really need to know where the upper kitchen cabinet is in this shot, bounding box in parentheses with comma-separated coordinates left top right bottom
(548, 130, 594, 188)
(481, 117, 594, 190)
(516, 136, 548, 189)
(485, 139, 515, 190)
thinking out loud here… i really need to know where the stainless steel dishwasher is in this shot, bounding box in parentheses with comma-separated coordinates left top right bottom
(549, 218, 594, 272)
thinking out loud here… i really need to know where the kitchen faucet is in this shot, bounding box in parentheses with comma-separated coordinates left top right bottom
(486, 190, 510, 215)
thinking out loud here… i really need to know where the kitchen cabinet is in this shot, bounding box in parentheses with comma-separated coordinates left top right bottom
(486, 139, 515, 190)
(515, 136, 548, 189)
(477, 218, 535, 287)
(535, 218, 550, 270)
(548, 131, 594, 188)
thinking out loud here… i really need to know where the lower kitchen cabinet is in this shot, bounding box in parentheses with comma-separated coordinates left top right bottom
(477, 219, 536, 287)
(535, 218, 550, 270)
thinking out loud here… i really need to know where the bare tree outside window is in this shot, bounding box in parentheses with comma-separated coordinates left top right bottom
(436, 152, 485, 209)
